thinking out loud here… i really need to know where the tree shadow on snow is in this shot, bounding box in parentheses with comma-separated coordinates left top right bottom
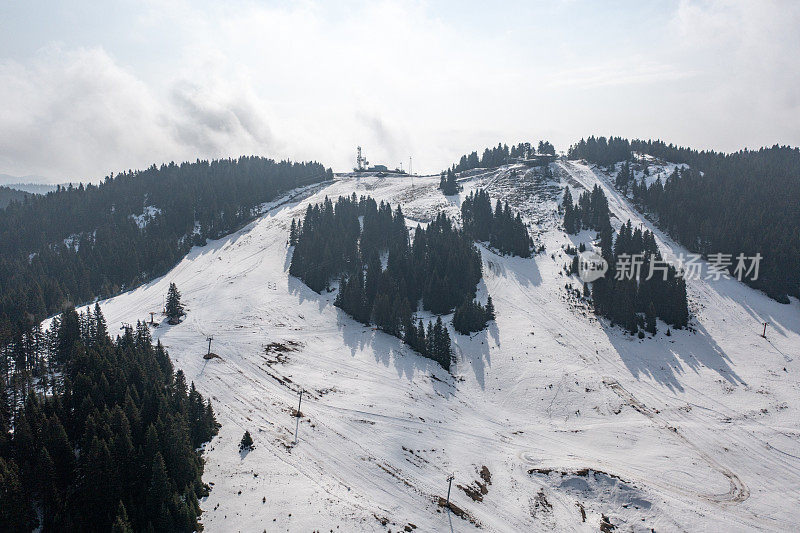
(602, 320, 745, 393)
(704, 276, 800, 340)
(337, 311, 372, 358)
(452, 327, 494, 390)
(566, 229, 597, 249)
(283, 245, 293, 273)
(481, 246, 542, 288)
(286, 274, 334, 315)
(334, 308, 456, 399)
(488, 318, 500, 346)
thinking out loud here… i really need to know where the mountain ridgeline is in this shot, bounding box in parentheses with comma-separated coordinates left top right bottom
(568, 136, 800, 302)
(0, 156, 332, 346)
(448, 140, 556, 173)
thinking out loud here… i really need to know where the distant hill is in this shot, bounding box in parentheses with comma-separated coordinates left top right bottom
(3, 182, 58, 195)
(0, 173, 61, 194)
(0, 172, 53, 185)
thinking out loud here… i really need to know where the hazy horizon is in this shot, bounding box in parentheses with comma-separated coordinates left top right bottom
(2, 0, 798, 183)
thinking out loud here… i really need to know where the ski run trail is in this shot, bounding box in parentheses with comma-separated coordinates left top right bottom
(86, 160, 800, 532)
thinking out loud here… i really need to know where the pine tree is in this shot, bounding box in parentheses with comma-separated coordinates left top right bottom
(93, 302, 107, 345)
(645, 311, 657, 335)
(564, 202, 576, 234)
(402, 314, 417, 351)
(165, 282, 185, 324)
(55, 307, 81, 366)
(0, 377, 10, 436)
(0, 458, 34, 530)
(239, 431, 254, 451)
(434, 317, 451, 370)
(146, 452, 173, 531)
(562, 186, 573, 210)
(111, 501, 134, 533)
(416, 319, 427, 357)
(440, 169, 460, 195)
(289, 219, 298, 246)
(174, 369, 188, 411)
(35, 447, 56, 514)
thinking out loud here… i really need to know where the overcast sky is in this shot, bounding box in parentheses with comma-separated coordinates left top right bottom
(1, 0, 798, 181)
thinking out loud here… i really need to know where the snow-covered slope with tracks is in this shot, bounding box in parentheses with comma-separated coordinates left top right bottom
(88, 162, 800, 532)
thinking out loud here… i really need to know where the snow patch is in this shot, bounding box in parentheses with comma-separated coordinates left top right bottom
(130, 205, 162, 229)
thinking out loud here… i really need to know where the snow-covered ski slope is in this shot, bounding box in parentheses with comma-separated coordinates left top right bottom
(91, 162, 800, 532)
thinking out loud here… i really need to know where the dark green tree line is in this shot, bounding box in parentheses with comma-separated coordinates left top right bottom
(449, 141, 557, 174)
(0, 304, 219, 531)
(290, 195, 486, 369)
(461, 189, 532, 257)
(452, 296, 495, 335)
(563, 184, 612, 235)
(0, 186, 30, 209)
(563, 185, 688, 332)
(0, 156, 332, 347)
(569, 136, 800, 302)
(589, 220, 689, 332)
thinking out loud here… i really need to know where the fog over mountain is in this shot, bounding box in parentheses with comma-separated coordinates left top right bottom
(1, 1, 798, 181)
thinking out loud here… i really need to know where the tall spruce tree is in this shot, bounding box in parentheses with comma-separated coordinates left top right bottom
(439, 169, 460, 195)
(165, 283, 185, 324)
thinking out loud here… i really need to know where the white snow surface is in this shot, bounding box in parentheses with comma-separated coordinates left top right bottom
(86, 164, 800, 532)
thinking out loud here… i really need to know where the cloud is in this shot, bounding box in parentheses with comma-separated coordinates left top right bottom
(0, 45, 287, 180)
(546, 60, 694, 89)
(168, 80, 278, 157)
(0, 0, 798, 180)
(0, 46, 163, 179)
(665, 0, 800, 147)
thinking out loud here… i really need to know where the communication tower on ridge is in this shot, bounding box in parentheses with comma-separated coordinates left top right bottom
(355, 146, 369, 172)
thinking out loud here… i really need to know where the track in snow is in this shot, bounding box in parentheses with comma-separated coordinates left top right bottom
(85, 165, 800, 532)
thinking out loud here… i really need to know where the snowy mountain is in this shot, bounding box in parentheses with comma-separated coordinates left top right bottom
(85, 161, 800, 531)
